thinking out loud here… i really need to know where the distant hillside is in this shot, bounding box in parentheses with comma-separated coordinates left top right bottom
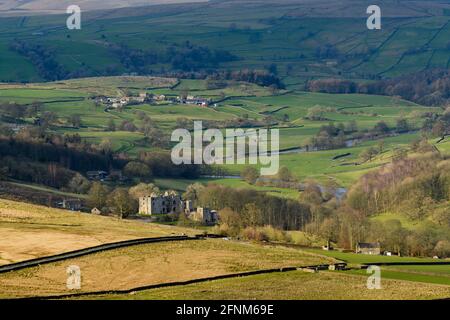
(0, 0, 208, 16)
(0, 0, 449, 86)
(2, 0, 447, 17)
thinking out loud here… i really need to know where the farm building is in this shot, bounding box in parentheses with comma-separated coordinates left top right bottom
(154, 94, 166, 101)
(98, 94, 152, 108)
(356, 242, 381, 255)
(177, 95, 211, 107)
(135, 92, 148, 103)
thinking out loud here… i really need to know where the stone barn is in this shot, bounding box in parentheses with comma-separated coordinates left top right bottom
(356, 242, 381, 255)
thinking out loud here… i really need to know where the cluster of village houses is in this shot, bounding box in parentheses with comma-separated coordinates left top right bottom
(96, 92, 215, 109)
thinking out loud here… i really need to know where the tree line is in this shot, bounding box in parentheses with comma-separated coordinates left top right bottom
(185, 184, 311, 231)
(307, 118, 413, 151)
(110, 40, 237, 74)
(307, 68, 450, 106)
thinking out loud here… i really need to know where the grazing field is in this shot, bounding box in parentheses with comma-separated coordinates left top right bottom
(345, 268, 450, 286)
(0, 239, 336, 298)
(383, 265, 450, 276)
(79, 271, 450, 300)
(221, 131, 427, 185)
(304, 248, 450, 286)
(304, 248, 439, 265)
(154, 178, 300, 199)
(0, 199, 196, 265)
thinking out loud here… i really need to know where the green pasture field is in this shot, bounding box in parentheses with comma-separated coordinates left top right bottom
(304, 248, 450, 286)
(220, 131, 422, 185)
(305, 248, 438, 265)
(383, 265, 450, 277)
(153, 178, 299, 199)
(345, 268, 450, 286)
(0, 88, 87, 104)
(371, 212, 422, 230)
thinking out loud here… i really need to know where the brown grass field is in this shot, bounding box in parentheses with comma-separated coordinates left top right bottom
(0, 239, 335, 298)
(84, 270, 450, 300)
(0, 199, 196, 265)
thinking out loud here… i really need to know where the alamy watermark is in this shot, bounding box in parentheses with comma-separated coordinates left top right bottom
(171, 121, 279, 175)
(367, 5, 381, 30)
(63, 4, 379, 31)
(66, 265, 81, 290)
(366, 265, 381, 289)
(66, 5, 81, 30)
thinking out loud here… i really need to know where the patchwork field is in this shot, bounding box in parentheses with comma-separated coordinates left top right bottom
(2, 76, 444, 187)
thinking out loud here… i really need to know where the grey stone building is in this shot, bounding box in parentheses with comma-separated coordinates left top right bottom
(188, 207, 219, 225)
(139, 191, 183, 215)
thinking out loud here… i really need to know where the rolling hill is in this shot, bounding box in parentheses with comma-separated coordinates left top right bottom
(0, 0, 449, 83)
